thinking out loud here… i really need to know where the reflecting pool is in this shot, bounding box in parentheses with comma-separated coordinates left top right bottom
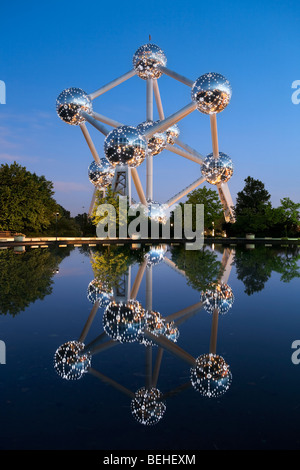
(0, 243, 299, 450)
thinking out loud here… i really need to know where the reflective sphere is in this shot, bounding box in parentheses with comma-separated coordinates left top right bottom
(56, 88, 92, 125)
(147, 200, 168, 224)
(137, 120, 167, 156)
(103, 300, 146, 343)
(144, 245, 167, 267)
(201, 152, 233, 185)
(104, 126, 147, 168)
(131, 387, 166, 426)
(54, 341, 91, 380)
(87, 279, 113, 308)
(138, 310, 166, 346)
(201, 282, 234, 315)
(191, 73, 232, 114)
(165, 124, 180, 145)
(133, 43, 167, 80)
(164, 321, 180, 343)
(190, 353, 232, 398)
(88, 159, 115, 188)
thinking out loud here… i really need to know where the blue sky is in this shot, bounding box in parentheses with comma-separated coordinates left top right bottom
(0, 0, 299, 215)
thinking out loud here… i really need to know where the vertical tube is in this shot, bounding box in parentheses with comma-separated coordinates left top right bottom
(210, 114, 219, 158)
(146, 265, 153, 312)
(209, 308, 219, 354)
(131, 168, 147, 206)
(146, 79, 153, 201)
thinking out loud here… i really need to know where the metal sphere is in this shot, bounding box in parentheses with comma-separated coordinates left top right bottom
(131, 387, 166, 426)
(190, 353, 232, 398)
(137, 120, 167, 156)
(133, 43, 167, 80)
(54, 341, 91, 380)
(147, 200, 169, 224)
(201, 152, 233, 185)
(191, 73, 232, 114)
(165, 124, 180, 145)
(144, 245, 167, 267)
(88, 159, 115, 188)
(56, 87, 92, 125)
(164, 321, 180, 343)
(104, 125, 147, 168)
(103, 300, 146, 343)
(87, 279, 113, 308)
(201, 282, 234, 315)
(138, 310, 166, 346)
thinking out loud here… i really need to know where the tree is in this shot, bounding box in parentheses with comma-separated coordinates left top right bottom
(0, 162, 59, 234)
(91, 188, 129, 237)
(278, 197, 300, 236)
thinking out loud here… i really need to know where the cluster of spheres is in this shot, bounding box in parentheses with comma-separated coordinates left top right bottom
(87, 278, 113, 308)
(88, 158, 115, 189)
(54, 340, 91, 381)
(201, 282, 234, 315)
(56, 87, 92, 126)
(104, 125, 147, 168)
(133, 43, 167, 80)
(190, 353, 232, 398)
(201, 152, 234, 185)
(131, 387, 166, 426)
(191, 73, 232, 115)
(138, 310, 179, 346)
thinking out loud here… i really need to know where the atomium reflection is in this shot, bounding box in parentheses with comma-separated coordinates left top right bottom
(138, 310, 166, 346)
(201, 282, 234, 315)
(190, 353, 232, 398)
(54, 341, 91, 381)
(191, 73, 232, 115)
(56, 88, 92, 125)
(137, 120, 167, 156)
(103, 300, 146, 343)
(87, 279, 113, 308)
(201, 152, 233, 185)
(131, 387, 166, 426)
(144, 245, 167, 267)
(104, 126, 147, 168)
(133, 43, 167, 80)
(88, 159, 115, 188)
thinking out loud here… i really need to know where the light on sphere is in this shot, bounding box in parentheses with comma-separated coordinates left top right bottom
(54, 341, 91, 380)
(87, 279, 113, 307)
(104, 125, 147, 168)
(191, 73, 232, 115)
(88, 159, 115, 188)
(103, 300, 146, 343)
(201, 152, 233, 185)
(56, 88, 92, 125)
(190, 353, 232, 398)
(131, 387, 166, 425)
(144, 245, 167, 267)
(133, 43, 167, 80)
(137, 120, 167, 156)
(165, 124, 180, 145)
(201, 282, 234, 315)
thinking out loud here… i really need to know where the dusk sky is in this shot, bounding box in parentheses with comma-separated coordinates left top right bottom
(0, 0, 299, 215)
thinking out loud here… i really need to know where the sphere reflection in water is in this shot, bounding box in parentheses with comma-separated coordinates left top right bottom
(88, 159, 115, 188)
(138, 310, 166, 346)
(104, 126, 147, 168)
(56, 88, 92, 125)
(137, 120, 167, 156)
(103, 300, 146, 343)
(87, 279, 113, 308)
(191, 73, 232, 114)
(133, 43, 167, 80)
(201, 282, 234, 315)
(201, 152, 233, 185)
(190, 353, 232, 398)
(131, 387, 166, 425)
(144, 245, 167, 267)
(54, 341, 91, 380)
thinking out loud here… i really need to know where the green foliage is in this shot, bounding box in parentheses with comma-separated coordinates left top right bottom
(91, 188, 129, 237)
(180, 186, 223, 232)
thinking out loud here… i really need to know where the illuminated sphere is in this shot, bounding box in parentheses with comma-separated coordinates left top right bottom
(131, 387, 166, 426)
(138, 310, 166, 346)
(137, 120, 167, 156)
(87, 279, 113, 308)
(144, 245, 167, 266)
(133, 43, 167, 80)
(190, 353, 232, 398)
(56, 87, 92, 125)
(201, 282, 234, 315)
(164, 321, 180, 343)
(103, 300, 146, 343)
(88, 159, 115, 188)
(191, 73, 232, 114)
(104, 125, 147, 168)
(147, 200, 168, 224)
(165, 124, 180, 145)
(54, 341, 91, 380)
(201, 152, 233, 185)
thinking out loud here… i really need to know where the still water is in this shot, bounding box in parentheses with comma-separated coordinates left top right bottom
(0, 243, 299, 450)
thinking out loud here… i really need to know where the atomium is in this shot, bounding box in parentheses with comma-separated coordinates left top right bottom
(54, 341, 91, 381)
(87, 279, 113, 308)
(88, 158, 115, 188)
(201, 152, 233, 185)
(56, 87, 92, 125)
(165, 123, 180, 145)
(103, 300, 146, 343)
(138, 310, 166, 346)
(133, 43, 167, 80)
(190, 353, 232, 398)
(147, 200, 169, 224)
(144, 245, 167, 267)
(104, 125, 147, 168)
(191, 73, 232, 115)
(201, 282, 234, 315)
(131, 387, 166, 426)
(137, 120, 167, 156)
